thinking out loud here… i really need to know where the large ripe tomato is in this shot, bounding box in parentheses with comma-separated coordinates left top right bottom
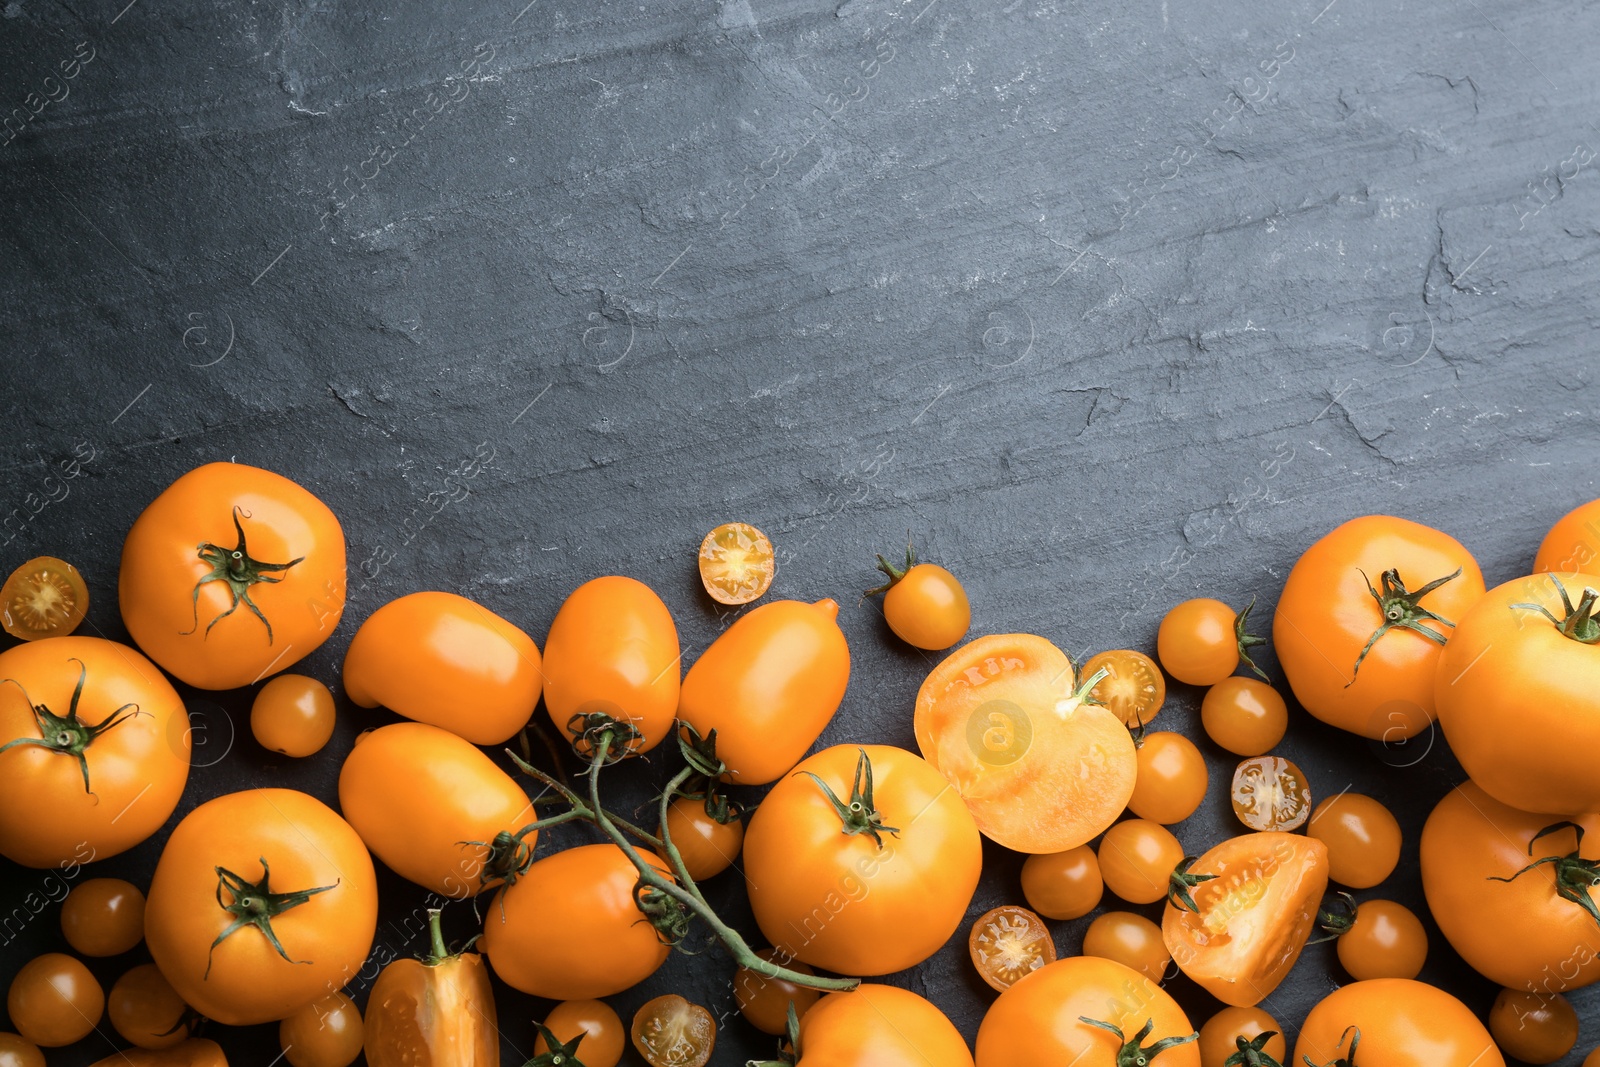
(677, 599, 849, 784)
(1162, 832, 1328, 1007)
(365, 909, 497, 1067)
(743, 744, 981, 975)
(1419, 780, 1600, 993)
(119, 462, 346, 690)
(542, 576, 680, 755)
(1273, 515, 1485, 739)
(342, 591, 542, 746)
(1293, 979, 1504, 1067)
(87, 1039, 227, 1067)
(144, 789, 378, 1026)
(1435, 572, 1600, 814)
(975, 956, 1199, 1067)
(0, 636, 189, 868)
(1534, 498, 1600, 576)
(791, 985, 973, 1067)
(338, 722, 535, 898)
(481, 843, 671, 999)
(914, 634, 1135, 853)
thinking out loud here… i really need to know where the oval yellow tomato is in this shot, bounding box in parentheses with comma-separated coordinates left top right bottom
(1294, 979, 1504, 1067)
(798, 985, 973, 1067)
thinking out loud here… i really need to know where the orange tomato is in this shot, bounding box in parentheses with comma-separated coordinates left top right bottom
(1157, 598, 1262, 686)
(535, 1000, 623, 1067)
(1489, 989, 1578, 1065)
(660, 795, 743, 881)
(365, 909, 497, 1067)
(698, 522, 775, 605)
(796, 985, 973, 1067)
(1020, 845, 1103, 920)
(632, 995, 715, 1067)
(0, 1034, 43, 1067)
(1098, 819, 1185, 905)
(968, 905, 1056, 991)
(1324, 897, 1428, 980)
(1229, 756, 1311, 832)
(1163, 831, 1328, 1006)
(677, 599, 849, 784)
(744, 745, 981, 975)
(869, 547, 971, 651)
(1197, 1007, 1284, 1067)
(1, 556, 88, 640)
(1306, 793, 1401, 888)
(279, 993, 363, 1067)
(1294, 979, 1504, 1067)
(976, 956, 1198, 1067)
(0, 636, 189, 868)
(914, 634, 1136, 853)
(1082, 649, 1165, 726)
(1274, 515, 1485, 740)
(250, 674, 335, 757)
(1533, 497, 1600, 577)
(108, 963, 190, 1049)
(1082, 911, 1170, 983)
(119, 462, 346, 689)
(6, 953, 103, 1047)
(87, 1039, 227, 1067)
(342, 591, 543, 746)
(542, 576, 680, 756)
(1128, 732, 1208, 825)
(60, 877, 146, 956)
(734, 949, 820, 1036)
(338, 722, 535, 898)
(145, 788, 378, 1026)
(1200, 677, 1287, 756)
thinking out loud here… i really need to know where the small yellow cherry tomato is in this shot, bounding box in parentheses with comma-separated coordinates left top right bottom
(251, 674, 337, 757)
(868, 545, 971, 651)
(279, 993, 364, 1067)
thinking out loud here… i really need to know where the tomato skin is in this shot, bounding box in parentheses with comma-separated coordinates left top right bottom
(1020, 845, 1103, 920)
(1200, 677, 1287, 756)
(61, 877, 146, 956)
(735, 949, 820, 1036)
(542, 576, 680, 755)
(660, 796, 743, 881)
(481, 843, 671, 1000)
(1420, 780, 1600, 993)
(1157, 599, 1242, 685)
(1293, 979, 1504, 1067)
(536, 1000, 623, 1067)
(364, 924, 497, 1067)
(1489, 988, 1578, 1065)
(119, 462, 346, 690)
(250, 675, 336, 758)
(6, 953, 103, 1047)
(0, 1033, 43, 1067)
(1335, 900, 1427, 980)
(87, 1039, 228, 1067)
(1436, 572, 1600, 815)
(798, 985, 973, 1067)
(744, 744, 981, 975)
(976, 956, 1198, 1067)
(338, 722, 534, 899)
(677, 599, 849, 784)
(0, 636, 189, 868)
(882, 564, 971, 651)
(1128, 733, 1208, 825)
(109, 964, 190, 1049)
(144, 788, 378, 1026)
(1098, 819, 1184, 905)
(1307, 793, 1401, 888)
(279, 993, 364, 1067)
(343, 591, 543, 746)
(1273, 515, 1485, 740)
(1082, 911, 1170, 983)
(1197, 1007, 1283, 1067)
(1534, 498, 1600, 576)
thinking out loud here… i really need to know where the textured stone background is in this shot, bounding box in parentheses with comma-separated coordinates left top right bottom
(2, 0, 1598, 1062)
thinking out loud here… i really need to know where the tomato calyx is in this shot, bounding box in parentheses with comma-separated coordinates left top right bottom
(1513, 573, 1600, 645)
(1308, 891, 1359, 944)
(567, 710, 643, 764)
(205, 857, 338, 977)
(675, 725, 744, 824)
(1225, 1032, 1286, 1067)
(1166, 856, 1216, 914)
(526, 1021, 589, 1067)
(864, 539, 917, 598)
(746, 1003, 802, 1067)
(1234, 596, 1270, 681)
(1301, 1025, 1361, 1067)
(1348, 567, 1461, 680)
(798, 747, 901, 848)
(1078, 1016, 1199, 1067)
(0, 658, 143, 797)
(182, 507, 304, 644)
(1488, 821, 1600, 928)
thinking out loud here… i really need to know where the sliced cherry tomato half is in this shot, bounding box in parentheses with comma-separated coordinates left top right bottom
(1082, 649, 1166, 727)
(1230, 755, 1311, 831)
(968, 905, 1056, 991)
(631, 994, 715, 1067)
(698, 522, 775, 605)
(1, 557, 88, 640)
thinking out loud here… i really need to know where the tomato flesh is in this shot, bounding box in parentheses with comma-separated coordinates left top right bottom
(1, 557, 88, 640)
(1082, 649, 1165, 726)
(698, 522, 775, 605)
(631, 995, 715, 1067)
(1230, 756, 1311, 831)
(968, 906, 1055, 991)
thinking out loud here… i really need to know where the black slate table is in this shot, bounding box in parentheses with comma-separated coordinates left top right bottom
(3, 0, 1598, 1063)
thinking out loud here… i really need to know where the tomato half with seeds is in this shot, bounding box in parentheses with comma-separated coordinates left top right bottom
(145, 788, 378, 1026)
(795, 985, 973, 1067)
(632, 995, 715, 1067)
(1082, 649, 1165, 726)
(1306, 793, 1401, 889)
(6, 953, 103, 1047)
(1020, 845, 1103, 920)
(2, 557, 88, 640)
(61, 877, 146, 957)
(1200, 677, 1287, 757)
(1229, 756, 1311, 832)
(969, 905, 1055, 991)
(699, 522, 776, 605)
(1082, 911, 1170, 984)
(1198, 1007, 1284, 1067)
(914, 634, 1136, 853)
(975, 956, 1199, 1067)
(280, 993, 363, 1067)
(1534, 497, 1600, 577)
(1128, 731, 1207, 825)
(108, 964, 190, 1049)
(120, 462, 346, 690)
(1274, 515, 1485, 740)
(868, 545, 971, 651)
(343, 591, 543, 746)
(1293, 979, 1504, 1067)
(536, 1000, 623, 1067)
(0, 636, 189, 868)
(660, 795, 743, 881)
(1163, 832, 1329, 1007)
(1489, 988, 1578, 1065)
(365, 909, 497, 1067)
(735, 949, 820, 1036)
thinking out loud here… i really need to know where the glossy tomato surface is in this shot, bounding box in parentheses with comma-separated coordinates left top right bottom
(798, 985, 973, 1067)
(1293, 979, 1505, 1067)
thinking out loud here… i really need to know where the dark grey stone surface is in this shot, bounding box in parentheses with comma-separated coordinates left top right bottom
(3, 0, 1598, 1062)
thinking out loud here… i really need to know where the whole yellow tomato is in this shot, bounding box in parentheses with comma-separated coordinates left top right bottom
(1294, 979, 1503, 1067)
(795, 985, 973, 1067)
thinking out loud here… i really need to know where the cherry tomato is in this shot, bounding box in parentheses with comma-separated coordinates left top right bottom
(1, 557, 88, 641)
(145, 788, 378, 1027)
(1436, 571, 1600, 814)
(343, 590, 543, 746)
(660, 795, 743, 881)
(968, 905, 1056, 991)
(868, 546, 971, 651)
(1083, 911, 1170, 983)
(250, 674, 335, 757)
(543, 576, 680, 755)
(60, 877, 146, 956)
(1275, 515, 1485, 740)
(1534, 497, 1600, 577)
(6, 953, 103, 1047)
(365, 909, 497, 1067)
(1158, 598, 1263, 686)
(1306, 793, 1401, 888)
(1294, 979, 1504, 1067)
(1489, 990, 1578, 1065)
(1583, 1046, 1600, 1067)
(915, 634, 1136, 853)
(798, 985, 973, 1067)
(1163, 832, 1329, 1007)
(0, 636, 189, 869)
(339, 722, 535, 899)
(1128, 732, 1208, 825)
(535, 1000, 624, 1067)
(744, 745, 981, 975)
(1200, 677, 1288, 756)
(631, 995, 715, 1067)
(1198, 1007, 1284, 1067)
(482, 843, 672, 999)
(279, 993, 363, 1067)
(1020, 845, 1103, 920)
(698, 522, 775, 605)
(734, 949, 820, 1036)
(108, 964, 189, 1049)
(0, 1034, 42, 1067)
(1322, 896, 1427, 980)
(1098, 819, 1185, 905)
(1229, 755, 1311, 832)
(1082, 649, 1165, 727)
(976, 956, 1199, 1067)
(678, 598, 849, 784)
(119, 462, 346, 689)
(87, 1039, 226, 1067)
